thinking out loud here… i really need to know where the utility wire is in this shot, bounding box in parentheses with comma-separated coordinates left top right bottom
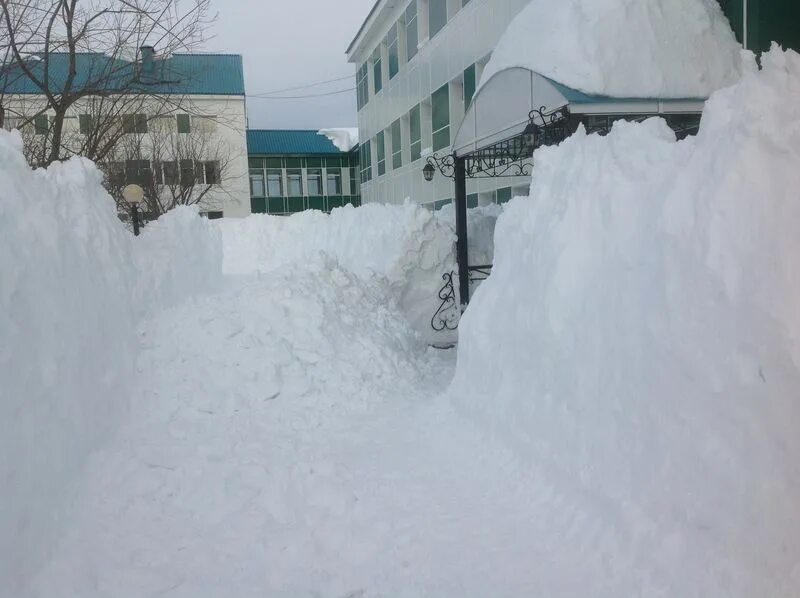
(247, 87, 356, 100)
(249, 75, 353, 98)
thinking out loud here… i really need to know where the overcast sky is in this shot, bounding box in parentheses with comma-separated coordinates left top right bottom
(205, 0, 376, 130)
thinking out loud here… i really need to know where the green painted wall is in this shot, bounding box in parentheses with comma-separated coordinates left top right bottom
(719, 0, 800, 52)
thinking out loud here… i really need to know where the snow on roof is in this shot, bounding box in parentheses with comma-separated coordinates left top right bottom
(479, 0, 744, 99)
(318, 128, 360, 152)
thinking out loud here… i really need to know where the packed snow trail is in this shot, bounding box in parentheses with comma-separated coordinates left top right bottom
(28, 268, 563, 598)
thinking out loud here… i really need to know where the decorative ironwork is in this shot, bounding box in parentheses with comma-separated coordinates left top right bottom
(431, 272, 460, 332)
(425, 152, 457, 180)
(430, 266, 494, 331)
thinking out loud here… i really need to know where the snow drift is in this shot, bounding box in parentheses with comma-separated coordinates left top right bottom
(0, 132, 224, 593)
(0, 132, 138, 590)
(451, 47, 800, 595)
(217, 203, 456, 342)
(480, 0, 743, 98)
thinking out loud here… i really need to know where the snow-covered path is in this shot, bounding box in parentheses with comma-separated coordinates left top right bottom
(29, 271, 568, 597)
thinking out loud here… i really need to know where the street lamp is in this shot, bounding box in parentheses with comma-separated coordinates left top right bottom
(422, 161, 435, 182)
(122, 184, 145, 236)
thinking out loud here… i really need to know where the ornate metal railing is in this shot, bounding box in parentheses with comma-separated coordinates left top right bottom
(430, 265, 494, 332)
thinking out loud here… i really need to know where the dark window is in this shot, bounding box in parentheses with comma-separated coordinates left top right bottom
(34, 114, 48, 135)
(496, 187, 513, 204)
(125, 159, 151, 185)
(464, 64, 476, 109)
(360, 139, 372, 183)
(79, 114, 93, 135)
(163, 161, 178, 185)
(123, 114, 147, 134)
(204, 161, 220, 185)
(326, 168, 342, 195)
(203, 211, 223, 219)
(180, 159, 194, 187)
(432, 83, 450, 151)
(357, 63, 369, 110)
(405, 1, 418, 62)
(372, 47, 382, 94)
(376, 131, 386, 176)
(153, 161, 164, 185)
(409, 104, 422, 162)
(391, 118, 402, 169)
(429, 0, 448, 38)
(387, 24, 399, 79)
(105, 161, 125, 186)
(177, 114, 191, 134)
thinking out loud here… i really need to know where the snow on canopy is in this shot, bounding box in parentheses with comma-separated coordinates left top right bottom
(318, 128, 359, 152)
(479, 0, 744, 99)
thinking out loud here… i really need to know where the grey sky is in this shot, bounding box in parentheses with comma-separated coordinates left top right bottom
(206, 0, 376, 130)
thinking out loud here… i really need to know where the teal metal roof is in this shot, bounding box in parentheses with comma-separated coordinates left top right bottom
(247, 130, 350, 155)
(1, 52, 244, 95)
(546, 77, 704, 104)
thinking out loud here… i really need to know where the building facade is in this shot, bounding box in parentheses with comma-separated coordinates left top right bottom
(247, 130, 361, 215)
(347, 0, 800, 211)
(1, 51, 251, 218)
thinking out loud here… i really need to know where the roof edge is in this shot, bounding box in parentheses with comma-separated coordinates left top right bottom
(346, 0, 383, 57)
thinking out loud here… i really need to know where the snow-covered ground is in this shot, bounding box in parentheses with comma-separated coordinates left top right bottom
(3, 39, 800, 598)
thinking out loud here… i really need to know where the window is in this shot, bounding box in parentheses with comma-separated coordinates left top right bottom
(250, 169, 265, 197)
(409, 104, 422, 162)
(464, 64, 476, 109)
(204, 161, 220, 185)
(267, 169, 283, 197)
(124, 159, 151, 185)
(34, 114, 48, 135)
(105, 161, 125, 186)
(122, 113, 147, 134)
(372, 47, 382, 94)
(429, 0, 448, 38)
(432, 83, 450, 151)
(391, 118, 402, 169)
(176, 114, 191, 134)
(307, 168, 323, 196)
(202, 211, 223, 219)
(496, 187, 513, 204)
(287, 169, 303, 196)
(387, 24, 399, 79)
(376, 131, 386, 176)
(357, 63, 369, 110)
(79, 114, 93, 135)
(163, 161, 178, 185)
(360, 139, 372, 183)
(405, 1, 418, 62)
(180, 159, 194, 187)
(350, 164, 358, 196)
(326, 168, 342, 195)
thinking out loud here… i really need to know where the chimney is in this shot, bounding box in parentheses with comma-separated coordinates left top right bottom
(140, 46, 155, 74)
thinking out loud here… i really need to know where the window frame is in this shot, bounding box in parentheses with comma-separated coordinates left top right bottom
(431, 83, 451, 151)
(391, 118, 402, 170)
(409, 104, 422, 162)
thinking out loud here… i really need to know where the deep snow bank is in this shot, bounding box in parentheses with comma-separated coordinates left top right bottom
(451, 48, 800, 595)
(480, 0, 743, 98)
(0, 132, 224, 592)
(0, 132, 138, 590)
(217, 203, 455, 342)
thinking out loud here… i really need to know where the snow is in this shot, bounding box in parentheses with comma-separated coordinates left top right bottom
(451, 47, 800, 595)
(4, 46, 800, 598)
(216, 203, 456, 343)
(480, 0, 744, 98)
(318, 127, 359, 152)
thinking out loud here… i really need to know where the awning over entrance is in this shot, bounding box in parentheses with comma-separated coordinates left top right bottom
(452, 67, 705, 159)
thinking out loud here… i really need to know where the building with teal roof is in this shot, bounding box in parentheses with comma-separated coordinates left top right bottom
(247, 130, 361, 215)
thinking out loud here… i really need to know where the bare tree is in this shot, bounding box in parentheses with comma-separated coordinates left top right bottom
(104, 112, 231, 220)
(0, 0, 213, 166)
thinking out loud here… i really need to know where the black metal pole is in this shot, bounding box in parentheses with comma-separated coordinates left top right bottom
(454, 155, 469, 307)
(131, 204, 140, 236)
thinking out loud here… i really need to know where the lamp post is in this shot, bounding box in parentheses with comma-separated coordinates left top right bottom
(122, 184, 145, 236)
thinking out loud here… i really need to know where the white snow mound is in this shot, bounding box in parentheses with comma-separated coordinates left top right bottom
(480, 0, 744, 98)
(452, 47, 800, 595)
(318, 128, 359, 152)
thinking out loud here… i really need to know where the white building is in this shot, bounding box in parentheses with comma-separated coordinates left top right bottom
(347, 0, 533, 210)
(1, 50, 250, 218)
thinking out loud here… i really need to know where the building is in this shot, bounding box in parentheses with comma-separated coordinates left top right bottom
(1, 50, 251, 218)
(347, 0, 800, 212)
(247, 130, 361, 215)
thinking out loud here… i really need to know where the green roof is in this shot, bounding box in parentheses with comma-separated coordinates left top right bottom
(247, 130, 351, 155)
(1, 52, 245, 96)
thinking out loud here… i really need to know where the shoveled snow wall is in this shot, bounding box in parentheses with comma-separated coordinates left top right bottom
(0, 131, 224, 593)
(450, 47, 800, 595)
(217, 203, 456, 343)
